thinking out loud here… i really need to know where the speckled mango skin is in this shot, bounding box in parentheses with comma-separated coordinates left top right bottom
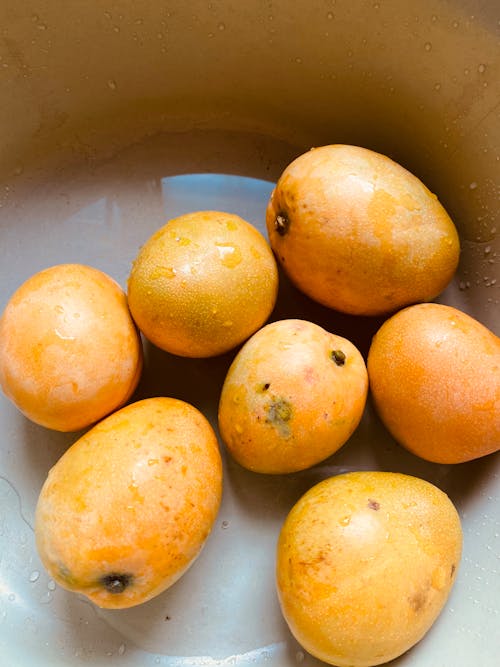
(266, 144, 460, 316)
(368, 303, 500, 463)
(127, 211, 278, 358)
(276, 471, 462, 667)
(35, 397, 222, 609)
(218, 319, 368, 474)
(0, 264, 143, 432)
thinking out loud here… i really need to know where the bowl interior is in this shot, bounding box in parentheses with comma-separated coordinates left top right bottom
(0, 2, 498, 666)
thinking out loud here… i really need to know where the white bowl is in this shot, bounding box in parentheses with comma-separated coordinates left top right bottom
(0, 2, 498, 666)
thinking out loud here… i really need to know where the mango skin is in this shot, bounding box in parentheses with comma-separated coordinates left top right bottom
(35, 397, 222, 609)
(266, 144, 460, 316)
(127, 210, 279, 358)
(367, 303, 500, 463)
(218, 319, 368, 474)
(0, 263, 143, 431)
(276, 471, 462, 667)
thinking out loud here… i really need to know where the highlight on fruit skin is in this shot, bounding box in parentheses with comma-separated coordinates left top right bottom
(218, 318, 368, 474)
(35, 397, 223, 609)
(367, 302, 500, 464)
(266, 144, 460, 316)
(0, 263, 143, 432)
(127, 210, 279, 358)
(276, 471, 463, 667)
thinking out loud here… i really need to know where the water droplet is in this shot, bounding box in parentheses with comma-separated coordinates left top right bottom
(469, 181, 478, 190)
(107, 79, 117, 90)
(40, 592, 52, 604)
(135, 18, 144, 25)
(296, 651, 305, 663)
(113, 26, 120, 33)
(104, 11, 112, 20)
(215, 242, 242, 268)
(459, 281, 467, 291)
(434, 82, 441, 91)
(218, 22, 225, 31)
(484, 246, 492, 255)
(29, 571, 40, 583)
(37, 23, 47, 31)
(157, 32, 163, 39)
(47, 580, 56, 591)
(152, 266, 177, 279)
(478, 63, 486, 73)
(327, 11, 334, 19)
(431, 14, 438, 22)
(8, 593, 15, 602)
(295, 57, 303, 64)
(452, 20, 459, 28)
(222, 320, 233, 328)
(424, 42, 432, 51)
(174, 236, 191, 246)
(221, 520, 229, 529)
(118, 643, 126, 656)
(31, 14, 39, 22)
(339, 515, 351, 526)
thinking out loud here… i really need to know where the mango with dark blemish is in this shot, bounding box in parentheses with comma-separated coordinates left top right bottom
(276, 471, 462, 667)
(35, 397, 222, 609)
(218, 319, 368, 473)
(266, 144, 460, 316)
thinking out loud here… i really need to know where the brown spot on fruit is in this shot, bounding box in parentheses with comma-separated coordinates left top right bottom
(274, 214, 290, 236)
(368, 499, 380, 510)
(409, 588, 429, 612)
(266, 398, 293, 438)
(101, 573, 134, 594)
(266, 398, 292, 424)
(331, 349, 346, 366)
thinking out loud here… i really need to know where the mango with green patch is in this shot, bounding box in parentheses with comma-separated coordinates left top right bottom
(218, 319, 368, 474)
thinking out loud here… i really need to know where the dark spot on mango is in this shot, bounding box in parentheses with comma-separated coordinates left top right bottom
(266, 398, 293, 437)
(330, 349, 346, 366)
(266, 398, 292, 424)
(450, 563, 456, 578)
(409, 588, 429, 612)
(101, 573, 134, 594)
(274, 213, 290, 236)
(368, 499, 380, 510)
